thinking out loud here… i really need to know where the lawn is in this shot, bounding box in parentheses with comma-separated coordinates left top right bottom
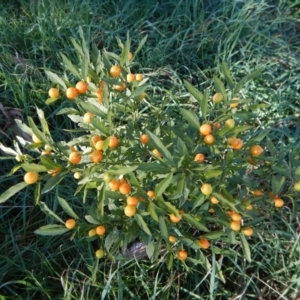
(0, 0, 300, 299)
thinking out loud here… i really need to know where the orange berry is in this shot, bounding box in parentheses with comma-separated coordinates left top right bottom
(212, 122, 221, 130)
(204, 134, 215, 145)
(69, 151, 82, 164)
(231, 138, 243, 150)
(113, 82, 126, 91)
(96, 89, 104, 103)
(65, 219, 76, 229)
(83, 112, 94, 124)
(230, 221, 241, 231)
(66, 87, 78, 100)
(126, 196, 139, 206)
(124, 205, 136, 217)
(47, 168, 62, 177)
(198, 238, 210, 249)
(119, 183, 131, 195)
(152, 149, 162, 158)
(127, 73, 136, 83)
(194, 153, 205, 163)
(41, 150, 51, 155)
(91, 135, 102, 146)
(95, 249, 105, 258)
(212, 92, 223, 104)
(169, 235, 177, 244)
(96, 225, 106, 236)
(199, 124, 212, 136)
(90, 150, 103, 163)
(274, 198, 284, 208)
(200, 183, 213, 196)
(140, 134, 149, 144)
(75, 81, 88, 94)
(253, 189, 263, 197)
(230, 97, 239, 108)
(24, 171, 39, 184)
(250, 145, 264, 156)
(109, 136, 119, 149)
(99, 81, 105, 90)
(88, 229, 97, 237)
(110, 65, 121, 77)
(147, 190, 156, 199)
(109, 179, 121, 191)
(48, 87, 59, 98)
(231, 213, 242, 222)
(177, 250, 188, 260)
(210, 196, 219, 204)
(225, 119, 235, 128)
(95, 140, 104, 151)
(169, 214, 181, 223)
(135, 74, 143, 81)
(128, 52, 133, 61)
(242, 227, 254, 237)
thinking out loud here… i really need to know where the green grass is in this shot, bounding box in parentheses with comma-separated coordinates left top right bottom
(1, 0, 300, 299)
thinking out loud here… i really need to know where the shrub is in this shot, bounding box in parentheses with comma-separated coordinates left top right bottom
(0, 31, 296, 276)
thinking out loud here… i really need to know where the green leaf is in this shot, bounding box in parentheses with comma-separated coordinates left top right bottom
(272, 176, 286, 195)
(21, 163, 48, 172)
(34, 224, 69, 236)
(57, 197, 79, 219)
(155, 172, 173, 197)
(134, 34, 148, 55)
(295, 167, 300, 181)
(182, 214, 209, 232)
(85, 215, 99, 224)
(0, 182, 28, 203)
(202, 231, 224, 239)
(130, 83, 148, 98)
(41, 172, 66, 194)
(213, 76, 227, 101)
(36, 106, 51, 136)
(166, 252, 173, 270)
(184, 80, 203, 105)
(204, 170, 223, 179)
(135, 162, 171, 173)
(91, 118, 109, 136)
(45, 70, 67, 90)
(45, 97, 60, 105)
(221, 62, 234, 89)
(27, 117, 48, 144)
(40, 156, 64, 170)
(79, 102, 106, 117)
(70, 37, 84, 57)
(134, 214, 152, 236)
(39, 202, 64, 223)
(148, 201, 159, 221)
(180, 108, 200, 130)
(159, 216, 168, 241)
(60, 52, 81, 78)
(97, 183, 105, 217)
(234, 68, 264, 94)
(81, 55, 88, 81)
(145, 130, 175, 167)
(202, 89, 209, 119)
(108, 165, 138, 175)
(212, 193, 237, 212)
(240, 233, 251, 262)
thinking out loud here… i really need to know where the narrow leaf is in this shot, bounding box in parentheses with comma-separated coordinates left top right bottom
(60, 52, 81, 78)
(213, 76, 227, 101)
(0, 182, 28, 203)
(221, 62, 234, 89)
(234, 68, 264, 94)
(134, 214, 152, 236)
(21, 163, 48, 172)
(180, 108, 200, 130)
(182, 214, 209, 232)
(159, 216, 168, 241)
(39, 202, 64, 223)
(148, 201, 159, 221)
(145, 130, 175, 167)
(34, 225, 69, 236)
(45, 70, 67, 90)
(155, 172, 173, 197)
(240, 233, 251, 262)
(58, 196, 79, 219)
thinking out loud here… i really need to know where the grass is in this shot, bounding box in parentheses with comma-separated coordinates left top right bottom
(0, 0, 300, 299)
